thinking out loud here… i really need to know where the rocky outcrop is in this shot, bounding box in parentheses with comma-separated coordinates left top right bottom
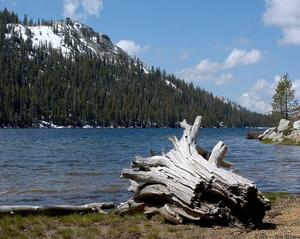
(293, 120, 300, 130)
(277, 119, 292, 133)
(259, 119, 300, 144)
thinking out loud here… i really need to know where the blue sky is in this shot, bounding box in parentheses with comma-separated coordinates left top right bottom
(1, 0, 300, 113)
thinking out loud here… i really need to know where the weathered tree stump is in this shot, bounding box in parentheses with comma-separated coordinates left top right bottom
(115, 116, 270, 228)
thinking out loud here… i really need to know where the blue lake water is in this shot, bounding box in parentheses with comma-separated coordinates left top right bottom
(0, 128, 299, 206)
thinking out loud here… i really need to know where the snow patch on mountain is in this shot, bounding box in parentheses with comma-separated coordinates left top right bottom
(165, 79, 183, 93)
(6, 23, 71, 55)
(165, 80, 177, 89)
(5, 19, 178, 91)
(5, 20, 127, 59)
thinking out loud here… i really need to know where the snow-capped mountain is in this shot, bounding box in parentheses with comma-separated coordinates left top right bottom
(5, 18, 128, 59)
(5, 18, 182, 90)
(0, 9, 273, 128)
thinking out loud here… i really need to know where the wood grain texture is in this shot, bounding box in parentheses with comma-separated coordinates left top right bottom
(115, 116, 270, 228)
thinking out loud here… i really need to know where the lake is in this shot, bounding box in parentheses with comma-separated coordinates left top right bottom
(0, 128, 299, 206)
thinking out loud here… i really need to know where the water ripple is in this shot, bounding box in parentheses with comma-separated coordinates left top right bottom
(0, 128, 299, 205)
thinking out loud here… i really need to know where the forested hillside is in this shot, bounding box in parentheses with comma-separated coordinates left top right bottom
(0, 9, 274, 128)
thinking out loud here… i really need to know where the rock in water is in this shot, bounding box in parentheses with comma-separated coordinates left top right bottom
(247, 131, 261, 139)
(259, 119, 300, 144)
(293, 120, 300, 130)
(277, 119, 291, 133)
(115, 116, 270, 228)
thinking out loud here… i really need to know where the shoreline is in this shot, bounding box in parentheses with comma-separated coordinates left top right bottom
(0, 192, 299, 238)
(0, 126, 268, 129)
(1, 191, 299, 207)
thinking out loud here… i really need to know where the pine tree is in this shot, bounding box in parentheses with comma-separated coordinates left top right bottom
(272, 74, 298, 119)
(23, 14, 28, 25)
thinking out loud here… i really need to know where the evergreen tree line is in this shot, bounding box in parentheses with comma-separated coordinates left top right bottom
(0, 9, 275, 128)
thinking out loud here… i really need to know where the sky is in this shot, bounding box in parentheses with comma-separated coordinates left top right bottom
(1, 0, 300, 114)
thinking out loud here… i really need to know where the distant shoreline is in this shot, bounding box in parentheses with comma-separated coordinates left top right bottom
(0, 126, 268, 129)
(0, 122, 269, 130)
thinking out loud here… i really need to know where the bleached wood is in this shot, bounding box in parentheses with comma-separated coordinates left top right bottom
(115, 116, 270, 228)
(0, 202, 115, 215)
(114, 198, 144, 215)
(208, 141, 233, 168)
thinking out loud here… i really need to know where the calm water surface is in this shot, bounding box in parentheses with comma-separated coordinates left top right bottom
(0, 128, 299, 205)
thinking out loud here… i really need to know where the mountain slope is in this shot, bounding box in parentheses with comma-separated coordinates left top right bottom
(0, 9, 274, 128)
(5, 18, 128, 59)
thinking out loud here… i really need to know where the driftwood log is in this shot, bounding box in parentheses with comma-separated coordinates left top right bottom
(0, 202, 115, 215)
(115, 116, 270, 228)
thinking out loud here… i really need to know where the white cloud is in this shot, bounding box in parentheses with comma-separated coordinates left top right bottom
(64, 0, 79, 20)
(177, 48, 262, 86)
(238, 76, 300, 113)
(195, 59, 220, 73)
(293, 80, 300, 99)
(176, 59, 219, 83)
(224, 48, 262, 68)
(116, 39, 149, 56)
(263, 0, 300, 45)
(215, 73, 234, 86)
(238, 79, 274, 113)
(281, 27, 300, 45)
(63, 0, 103, 20)
(81, 0, 103, 16)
